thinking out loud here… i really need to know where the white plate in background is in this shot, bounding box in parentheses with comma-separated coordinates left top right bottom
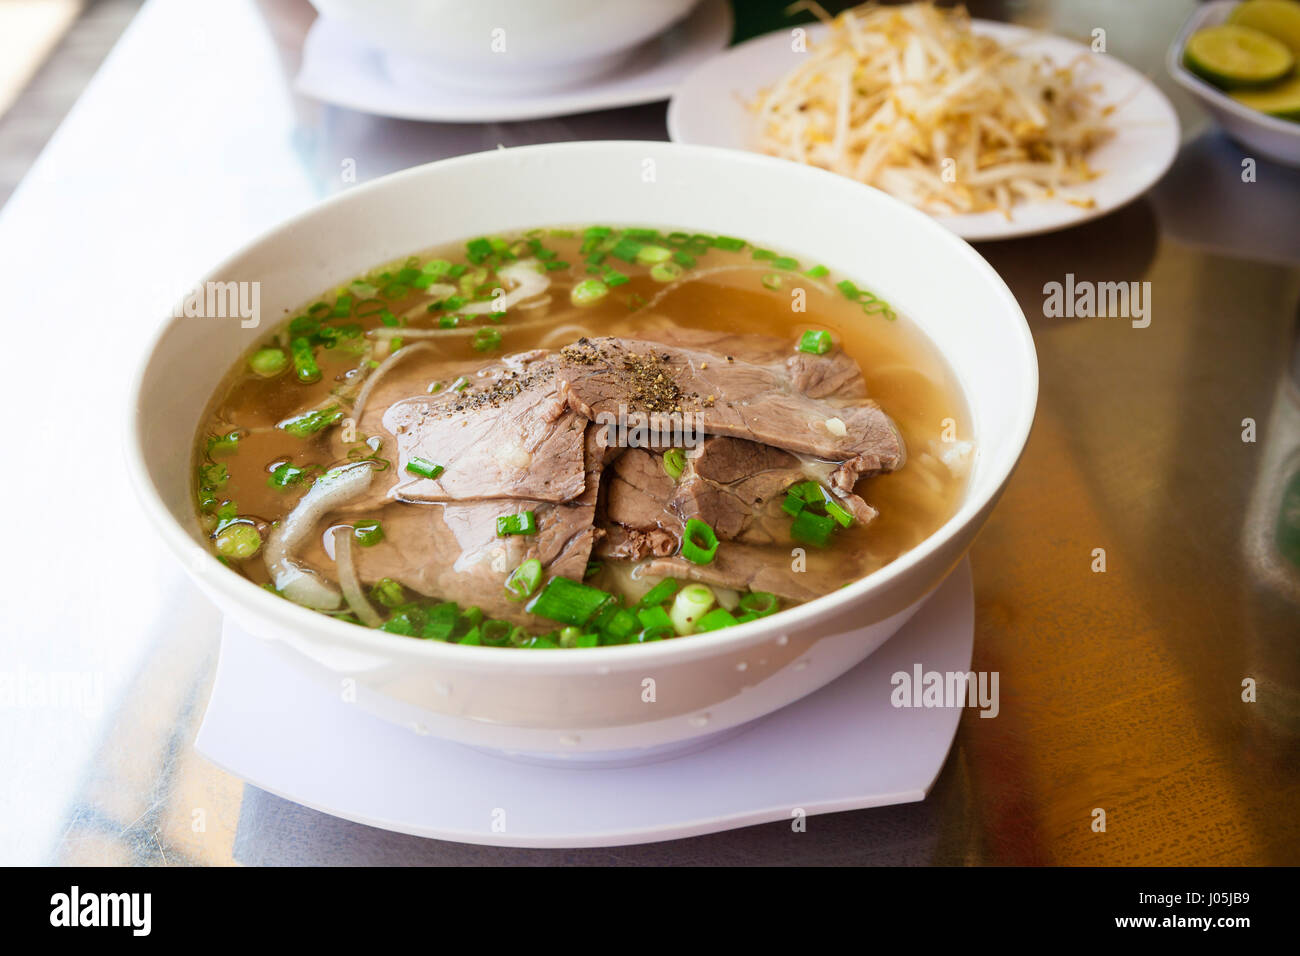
(296, 0, 731, 123)
(668, 20, 1181, 241)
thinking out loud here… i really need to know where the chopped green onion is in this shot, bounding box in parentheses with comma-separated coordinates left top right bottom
(681, 518, 719, 565)
(421, 602, 459, 640)
(405, 457, 444, 480)
(824, 499, 854, 528)
(199, 463, 229, 491)
(480, 619, 513, 646)
(791, 509, 835, 547)
(214, 523, 261, 559)
(603, 607, 640, 640)
(805, 264, 829, 278)
(451, 376, 469, 392)
(570, 278, 609, 307)
(633, 626, 671, 643)
(670, 583, 715, 635)
(752, 248, 776, 260)
(527, 576, 613, 627)
(422, 258, 453, 277)
(438, 315, 459, 329)
(781, 492, 805, 517)
(465, 237, 493, 263)
(583, 226, 612, 239)
(206, 431, 240, 456)
(637, 578, 679, 609)
(673, 250, 696, 268)
(584, 560, 602, 580)
(472, 327, 502, 352)
(557, 626, 583, 648)
(798, 329, 833, 355)
(602, 267, 630, 287)
(761, 273, 782, 290)
(635, 244, 672, 265)
(249, 348, 288, 378)
(609, 237, 644, 262)
(712, 235, 746, 251)
(770, 256, 799, 270)
(738, 591, 779, 617)
(651, 262, 683, 283)
(279, 405, 343, 438)
(575, 631, 600, 648)
(458, 629, 482, 646)
(370, 578, 405, 608)
(695, 607, 739, 632)
(504, 558, 543, 602)
(636, 605, 674, 634)
(331, 294, 353, 317)
(496, 511, 538, 536)
(353, 520, 384, 547)
(290, 337, 320, 384)
(662, 448, 686, 480)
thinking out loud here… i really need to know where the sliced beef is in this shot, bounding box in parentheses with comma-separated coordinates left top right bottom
(554, 337, 904, 479)
(300, 421, 612, 625)
(382, 352, 589, 504)
(646, 326, 868, 402)
(641, 539, 862, 603)
(595, 436, 877, 558)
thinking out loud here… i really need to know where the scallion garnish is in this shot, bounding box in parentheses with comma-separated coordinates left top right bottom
(637, 578, 680, 609)
(712, 235, 746, 251)
(472, 327, 502, 352)
(791, 509, 835, 547)
(353, 520, 384, 547)
(571, 278, 609, 307)
(214, 522, 261, 560)
(670, 583, 716, 635)
(496, 511, 538, 536)
(798, 329, 833, 355)
(651, 262, 683, 283)
(662, 448, 686, 480)
(738, 591, 780, 617)
(249, 348, 288, 378)
(695, 607, 740, 632)
(526, 576, 614, 626)
(465, 237, 493, 263)
(405, 457, 444, 480)
(805, 264, 830, 278)
(681, 518, 719, 565)
(279, 406, 343, 438)
(504, 558, 543, 602)
(290, 337, 321, 384)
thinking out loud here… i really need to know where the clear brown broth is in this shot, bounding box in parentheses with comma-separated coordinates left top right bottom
(194, 227, 971, 639)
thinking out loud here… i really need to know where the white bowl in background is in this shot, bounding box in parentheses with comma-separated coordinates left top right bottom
(126, 141, 1037, 760)
(308, 0, 700, 93)
(1168, 0, 1300, 168)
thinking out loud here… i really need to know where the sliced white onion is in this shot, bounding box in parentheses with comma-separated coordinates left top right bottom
(332, 527, 383, 627)
(264, 462, 375, 610)
(458, 259, 550, 315)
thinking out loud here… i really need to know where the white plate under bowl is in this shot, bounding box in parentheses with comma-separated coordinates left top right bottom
(668, 19, 1180, 241)
(295, 0, 731, 123)
(1168, 0, 1300, 168)
(195, 562, 974, 847)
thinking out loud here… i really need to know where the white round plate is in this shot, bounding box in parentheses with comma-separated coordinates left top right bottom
(668, 20, 1181, 241)
(295, 0, 732, 123)
(195, 563, 973, 848)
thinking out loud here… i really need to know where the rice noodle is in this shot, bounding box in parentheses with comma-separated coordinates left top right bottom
(459, 258, 550, 315)
(332, 527, 383, 627)
(263, 462, 375, 610)
(350, 341, 434, 424)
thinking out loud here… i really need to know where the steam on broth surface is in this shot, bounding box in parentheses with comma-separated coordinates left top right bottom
(194, 226, 970, 647)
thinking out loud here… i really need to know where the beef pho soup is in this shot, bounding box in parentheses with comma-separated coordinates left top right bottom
(194, 227, 971, 647)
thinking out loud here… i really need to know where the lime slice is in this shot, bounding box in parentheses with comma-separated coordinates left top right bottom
(1231, 69, 1300, 119)
(1230, 0, 1300, 56)
(1184, 24, 1295, 89)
